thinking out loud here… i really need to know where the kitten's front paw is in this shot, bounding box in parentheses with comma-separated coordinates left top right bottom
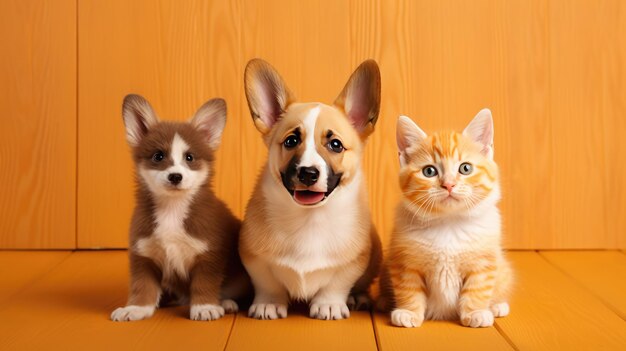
(310, 302, 350, 320)
(391, 309, 424, 328)
(111, 305, 155, 321)
(248, 303, 288, 320)
(491, 302, 509, 317)
(347, 293, 372, 311)
(190, 304, 225, 321)
(461, 309, 494, 328)
(221, 299, 239, 314)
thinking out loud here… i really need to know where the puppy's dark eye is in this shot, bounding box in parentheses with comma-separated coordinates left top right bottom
(152, 151, 164, 162)
(328, 139, 344, 153)
(185, 153, 194, 162)
(422, 166, 438, 178)
(459, 162, 473, 175)
(283, 135, 300, 149)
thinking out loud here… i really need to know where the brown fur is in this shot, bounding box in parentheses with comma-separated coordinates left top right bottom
(114, 95, 250, 321)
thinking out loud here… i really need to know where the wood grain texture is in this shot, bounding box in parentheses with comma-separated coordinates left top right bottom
(0, 0, 620, 248)
(225, 310, 377, 351)
(0, 0, 76, 248)
(540, 250, 626, 320)
(0, 250, 625, 349)
(77, 0, 242, 248)
(0, 251, 235, 350)
(495, 252, 626, 350)
(0, 251, 70, 302)
(548, 0, 623, 249)
(373, 315, 513, 351)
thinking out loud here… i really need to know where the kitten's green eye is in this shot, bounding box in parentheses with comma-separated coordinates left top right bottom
(422, 166, 438, 178)
(459, 162, 473, 175)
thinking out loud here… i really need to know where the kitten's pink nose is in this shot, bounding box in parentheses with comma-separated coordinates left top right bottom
(442, 182, 456, 193)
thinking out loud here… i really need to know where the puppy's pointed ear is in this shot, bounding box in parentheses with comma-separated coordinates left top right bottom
(463, 108, 494, 159)
(244, 59, 294, 134)
(396, 115, 427, 167)
(191, 98, 227, 150)
(122, 94, 159, 147)
(334, 60, 381, 138)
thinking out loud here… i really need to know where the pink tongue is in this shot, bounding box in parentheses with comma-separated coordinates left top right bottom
(294, 190, 325, 205)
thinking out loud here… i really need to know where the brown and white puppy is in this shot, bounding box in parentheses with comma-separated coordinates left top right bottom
(240, 59, 383, 320)
(111, 95, 249, 322)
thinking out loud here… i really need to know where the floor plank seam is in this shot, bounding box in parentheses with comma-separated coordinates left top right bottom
(493, 322, 520, 351)
(369, 311, 382, 351)
(222, 313, 238, 351)
(0, 252, 74, 306)
(537, 251, 626, 322)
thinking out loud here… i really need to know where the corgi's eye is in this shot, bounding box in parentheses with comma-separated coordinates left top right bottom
(152, 151, 164, 162)
(328, 139, 344, 153)
(422, 166, 438, 177)
(283, 135, 300, 149)
(185, 153, 194, 162)
(459, 162, 473, 175)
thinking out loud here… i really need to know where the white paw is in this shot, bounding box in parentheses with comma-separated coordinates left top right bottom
(461, 309, 494, 328)
(110, 305, 155, 321)
(310, 302, 350, 320)
(190, 304, 225, 321)
(248, 303, 288, 320)
(221, 299, 239, 314)
(491, 302, 509, 317)
(390, 309, 423, 328)
(347, 293, 372, 311)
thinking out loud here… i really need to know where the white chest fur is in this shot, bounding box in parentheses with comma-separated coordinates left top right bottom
(261, 170, 368, 299)
(407, 200, 501, 320)
(135, 196, 207, 282)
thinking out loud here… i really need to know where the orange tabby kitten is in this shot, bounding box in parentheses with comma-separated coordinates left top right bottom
(380, 109, 512, 328)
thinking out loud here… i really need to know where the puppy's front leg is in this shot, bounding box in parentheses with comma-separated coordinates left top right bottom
(310, 263, 363, 320)
(244, 256, 289, 320)
(111, 255, 161, 321)
(189, 258, 226, 321)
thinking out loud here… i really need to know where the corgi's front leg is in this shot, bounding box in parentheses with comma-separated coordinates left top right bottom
(189, 258, 226, 321)
(244, 256, 289, 320)
(111, 255, 161, 321)
(309, 263, 363, 320)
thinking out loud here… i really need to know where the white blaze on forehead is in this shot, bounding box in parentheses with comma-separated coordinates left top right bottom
(298, 106, 328, 191)
(171, 133, 188, 167)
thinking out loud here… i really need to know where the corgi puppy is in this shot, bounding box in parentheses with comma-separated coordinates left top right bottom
(111, 94, 249, 322)
(240, 59, 383, 320)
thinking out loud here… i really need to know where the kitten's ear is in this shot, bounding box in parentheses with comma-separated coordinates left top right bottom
(244, 59, 294, 134)
(122, 94, 159, 147)
(397, 115, 427, 167)
(191, 98, 227, 150)
(334, 60, 381, 138)
(463, 108, 494, 159)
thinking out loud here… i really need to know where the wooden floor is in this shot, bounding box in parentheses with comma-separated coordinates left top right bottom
(0, 251, 625, 350)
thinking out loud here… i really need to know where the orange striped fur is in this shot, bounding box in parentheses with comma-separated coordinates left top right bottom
(380, 110, 512, 328)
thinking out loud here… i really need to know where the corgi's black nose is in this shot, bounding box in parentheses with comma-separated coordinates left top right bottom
(297, 167, 319, 186)
(168, 173, 183, 185)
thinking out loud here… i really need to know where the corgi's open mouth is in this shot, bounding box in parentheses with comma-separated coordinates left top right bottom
(292, 190, 326, 206)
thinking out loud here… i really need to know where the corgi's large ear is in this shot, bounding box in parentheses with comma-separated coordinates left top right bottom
(396, 115, 427, 167)
(191, 98, 227, 150)
(334, 60, 381, 138)
(122, 94, 159, 147)
(244, 59, 294, 134)
(463, 108, 494, 159)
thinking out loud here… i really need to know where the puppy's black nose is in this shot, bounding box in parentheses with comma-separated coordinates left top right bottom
(297, 167, 319, 186)
(168, 173, 183, 185)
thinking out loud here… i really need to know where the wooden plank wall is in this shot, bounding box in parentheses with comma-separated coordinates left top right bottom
(0, 0, 625, 249)
(0, 0, 76, 248)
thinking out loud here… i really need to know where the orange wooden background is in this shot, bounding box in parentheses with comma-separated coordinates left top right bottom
(1, 0, 625, 250)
